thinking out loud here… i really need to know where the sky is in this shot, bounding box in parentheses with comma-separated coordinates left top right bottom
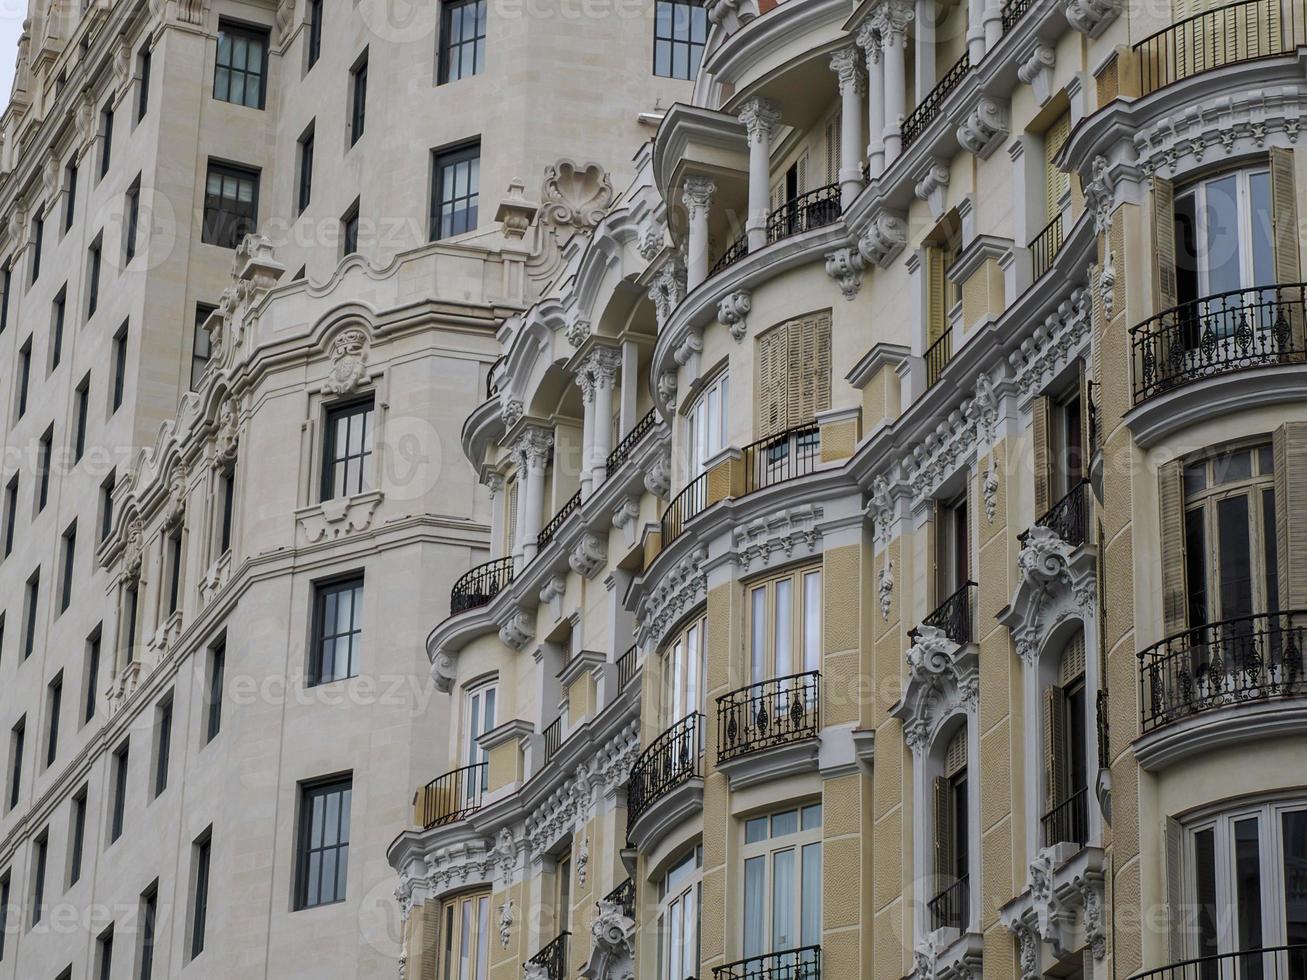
(0, 3, 26, 113)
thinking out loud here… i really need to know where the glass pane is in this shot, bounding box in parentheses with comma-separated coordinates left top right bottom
(1283, 810, 1307, 948)
(475, 896, 489, 980)
(1204, 175, 1242, 296)
(1249, 171, 1274, 288)
(1175, 192, 1201, 307)
(669, 894, 683, 978)
(771, 810, 799, 838)
(751, 588, 766, 682)
(801, 804, 822, 831)
(743, 856, 764, 957)
(775, 579, 792, 677)
(1217, 495, 1253, 623)
(686, 624, 699, 715)
(459, 898, 472, 980)
(772, 848, 795, 952)
(1185, 508, 1209, 629)
(801, 842, 822, 947)
(1233, 818, 1264, 958)
(1263, 489, 1279, 615)
(803, 572, 821, 673)
(745, 817, 769, 844)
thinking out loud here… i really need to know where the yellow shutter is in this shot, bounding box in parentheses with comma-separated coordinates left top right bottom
(933, 775, 952, 881)
(1273, 422, 1307, 610)
(1044, 112, 1071, 222)
(1159, 459, 1188, 635)
(506, 478, 519, 553)
(926, 246, 949, 345)
(1032, 395, 1052, 516)
(1060, 631, 1087, 685)
(757, 325, 788, 438)
(786, 313, 832, 428)
(1152, 176, 1179, 313)
(1271, 147, 1301, 282)
(1043, 685, 1068, 812)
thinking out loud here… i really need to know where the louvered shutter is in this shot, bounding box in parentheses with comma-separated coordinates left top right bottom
(1044, 112, 1071, 221)
(506, 478, 519, 552)
(786, 314, 832, 428)
(1060, 631, 1087, 685)
(796, 152, 808, 195)
(1159, 459, 1188, 635)
(825, 116, 841, 185)
(1043, 685, 1068, 813)
(1269, 148, 1305, 360)
(1032, 396, 1052, 516)
(1152, 177, 1179, 313)
(926, 246, 949, 345)
(933, 775, 952, 882)
(757, 326, 788, 438)
(1273, 422, 1307, 610)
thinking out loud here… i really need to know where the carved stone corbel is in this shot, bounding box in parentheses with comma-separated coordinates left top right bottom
(824, 247, 865, 300)
(956, 97, 1010, 159)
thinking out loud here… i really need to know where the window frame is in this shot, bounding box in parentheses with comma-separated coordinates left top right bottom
(745, 565, 822, 685)
(437, 890, 493, 980)
(653, 0, 707, 80)
(294, 775, 352, 910)
(297, 123, 314, 215)
(213, 19, 270, 110)
(350, 50, 368, 143)
(309, 574, 365, 686)
(108, 739, 128, 843)
(320, 395, 375, 501)
(437, 0, 487, 84)
(660, 614, 705, 728)
(739, 803, 823, 961)
(429, 141, 481, 242)
(201, 160, 261, 249)
(657, 846, 703, 980)
(685, 369, 729, 479)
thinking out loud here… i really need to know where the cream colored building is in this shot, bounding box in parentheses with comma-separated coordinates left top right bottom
(0, 0, 694, 976)
(390, 0, 1307, 979)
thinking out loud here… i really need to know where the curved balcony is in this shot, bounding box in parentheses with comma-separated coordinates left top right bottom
(742, 424, 821, 495)
(1019, 478, 1091, 549)
(709, 184, 842, 278)
(415, 762, 487, 830)
(450, 556, 516, 616)
(1130, 282, 1307, 406)
(1138, 609, 1306, 734)
(911, 581, 978, 645)
(661, 472, 709, 548)
(717, 671, 821, 765)
(626, 713, 703, 842)
(486, 354, 505, 400)
(538, 489, 581, 550)
(713, 946, 822, 980)
(902, 51, 970, 151)
(606, 407, 658, 474)
(1128, 944, 1307, 980)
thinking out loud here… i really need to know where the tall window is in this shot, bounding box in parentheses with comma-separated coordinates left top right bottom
(0, 260, 10, 333)
(295, 776, 352, 909)
(109, 740, 128, 843)
(430, 142, 480, 241)
(1174, 167, 1273, 308)
(49, 288, 65, 371)
(3, 474, 17, 556)
(99, 103, 113, 178)
(136, 45, 151, 121)
(742, 805, 822, 962)
(36, 428, 52, 512)
(658, 847, 702, 980)
(139, 882, 158, 980)
(60, 521, 76, 612)
(464, 681, 496, 789)
(86, 237, 102, 319)
(654, 0, 707, 80)
(217, 462, 236, 555)
(205, 640, 225, 742)
(0, 872, 8, 960)
(69, 788, 87, 885)
(350, 51, 368, 143)
(661, 615, 704, 726)
(44, 673, 61, 767)
(22, 568, 39, 659)
(935, 492, 971, 603)
(191, 303, 215, 389)
(746, 566, 821, 683)
(63, 160, 78, 233)
(165, 527, 183, 615)
(30, 829, 47, 925)
(305, 0, 323, 67)
(123, 176, 141, 263)
(1042, 633, 1088, 848)
(930, 727, 969, 929)
(152, 695, 173, 797)
(96, 925, 114, 980)
(84, 628, 102, 724)
(1047, 378, 1085, 501)
(189, 828, 212, 959)
(686, 371, 728, 478)
(311, 576, 364, 685)
(755, 313, 832, 438)
(1043, 110, 1071, 225)
(7, 718, 24, 810)
(321, 396, 375, 500)
(112, 320, 128, 411)
(100, 469, 117, 541)
(214, 21, 269, 108)
(438, 891, 492, 980)
(15, 337, 30, 416)
(29, 215, 42, 284)
(341, 201, 360, 257)
(202, 162, 260, 248)
(438, 0, 486, 83)
(297, 124, 314, 214)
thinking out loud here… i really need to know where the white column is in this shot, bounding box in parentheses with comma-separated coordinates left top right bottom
(857, 21, 886, 178)
(881, 2, 913, 166)
(967, 0, 987, 63)
(915, 0, 936, 101)
(983, 0, 1003, 53)
(619, 340, 639, 435)
(682, 175, 716, 290)
(487, 473, 506, 556)
(512, 449, 530, 566)
(829, 48, 866, 208)
(578, 368, 596, 498)
(737, 97, 782, 253)
(519, 427, 552, 562)
(587, 348, 621, 485)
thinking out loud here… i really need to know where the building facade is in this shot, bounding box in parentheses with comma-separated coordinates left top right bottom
(0, 0, 696, 977)
(390, 2, 1307, 980)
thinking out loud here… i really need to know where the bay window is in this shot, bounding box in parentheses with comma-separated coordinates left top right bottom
(438, 891, 491, 980)
(741, 804, 822, 963)
(686, 371, 728, 479)
(661, 616, 704, 728)
(747, 566, 821, 684)
(657, 847, 702, 980)
(1174, 167, 1273, 309)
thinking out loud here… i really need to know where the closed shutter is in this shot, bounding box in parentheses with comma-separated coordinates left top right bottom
(1152, 177, 1179, 313)
(507, 478, 519, 552)
(757, 326, 788, 438)
(786, 313, 832, 428)
(1269, 148, 1305, 360)
(1159, 459, 1188, 635)
(1044, 112, 1071, 221)
(1273, 422, 1307, 609)
(1032, 396, 1052, 516)
(1043, 685, 1068, 813)
(933, 775, 952, 882)
(1166, 816, 1188, 962)
(825, 116, 841, 185)
(926, 246, 950, 346)
(796, 151, 808, 195)
(1060, 631, 1087, 685)
(769, 179, 785, 214)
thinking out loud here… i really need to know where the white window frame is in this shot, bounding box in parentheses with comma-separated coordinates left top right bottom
(657, 846, 703, 980)
(463, 680, 497, 793)
(438, 890, 491, 980)
(1174, 166, 1274, 301)
(685, 371, 728, 479)
(747, 566, 821, 685)
(660, 617, 704, 728)
(739, 803, 823, 961)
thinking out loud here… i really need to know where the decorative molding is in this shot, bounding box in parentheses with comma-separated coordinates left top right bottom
(498, 897, 515, 949)
(1001, 525, 1097, 666)
(731, 505, 823, 573)
(878, 559, 894, 621)
(569, 532, 608, 579)
(824, 247, 865, 300)
(718, 290, 752, 341)
(737, 96, 782, 144)
(566, 318, 592, 348)
(1007, 287, 1091, 402)
(1083, 156, 1115, 236)
(647, 259, 687, 328)
(296, 490, 384, 544)
(644, 447, 672, 498)
(540, 160, 615, 233)
(1000, 846, 1107, 976)
(895, 626, 979, 755)
(911, 928, 983, 980)
(321, 327, 371, 395)
(1016, 42, 1057, 104)
(1063, 0, 1121, 37)
(913, 160, 951, 221)
(858, 209, 908, 268)
(957, 97, 1010, 159)
(612, 496, 641, 548)
(524, 719, 640, 854)
(640, 546, 708, 648)
(498, 608, 535, 651)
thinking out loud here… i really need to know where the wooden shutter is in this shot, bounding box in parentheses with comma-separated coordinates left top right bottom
(796, 152, 808, 195)
(1165, 816, 1188, 962)
(1032, 396, 1052, 516)
(786, 313, 832, 428)
(1159, 459, 1188, 635)
(1152, 177, 1179, 313)
(506, 478, 519, 552)
(1043, 685, 1068, 812)
(1044, 112, 1071, 221)
(757, 326, 788, 438)
(926, 246, 949, 345)
(1269, 148, 1305, 360)
(1274, 422, 1307, 610)
(1060, 631, 1087, 685)
(933, 775, 952, 881)
(824, 116, 840, 185)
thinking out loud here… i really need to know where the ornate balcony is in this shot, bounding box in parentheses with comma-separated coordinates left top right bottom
(606, 407, 658, 474)
(1019, 479, 1091, 549)
(449, 556, 515, 615)
(486, 354, 505, 400)
(902, 52, 970, 151)
(526, 931, 570, 980)
(660, 472, 708, 548)
(1130, 282, 1307, 406)
(711, 232, 750, 277)
(626, 713, 703, 840)
(1000, 0, 1037, 32)
(1029, 212, 1064, 283)
(924, 330, 953, 389)
(538, 490, 581, 550)
(415, 762, 487, 830)
(742, 424, 821, 496)
(542, 715, 563, 766)
(617, 644, 639, 690)
(717, 671, 821, 765)
(713, 946, 822, 980)
(911, 582, 978, 646)
(928, 875, 971, 932)
(1128, 944, 1307, 980)
(764, 185, 842, 247)
(1138, 609, 1306, 734)
(1041, 786, 1089, 849)
(602, 877, 636, 920)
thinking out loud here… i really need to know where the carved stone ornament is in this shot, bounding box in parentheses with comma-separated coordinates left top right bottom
(858, 210, 908, 268)
(569, 532, 608, 579)
(525, 721, 639, 855)
(732, 505, 823, 573)
(321, 328, 371, 395)
(718, 290, 752, 342)
(1017, 41, 1057, 104)
(124, 517, 144, 577)
(1064, 0, 1121, 37)
(540, 574, 567, 609)
(639, 218, 667, 261)
(1084, 156, 1115, 236)
(673, 332, 702, 369)
(1003, 524, 1096, 666)
(493, 827, 517, 885)
(648, 259, 687, 327)
(498, 608, 535, 651)
(982, 467, 1000, 523)
(1008, 288, 1092, 400)
(524, 962, 551, 980)
(957, 97, 1010, 159)
(878, 559, 894, 621)
(1099, 249, 1117, 321)
(913, 160, 951, 221)
(868, 475, 895, 544)
(644, 448, 672, 498)
(497, 898, 515, 949)
(299, 493, 383, 543)
(566, 318, 591, 348)
(825, 247, 865, 300)
(655, 370, 679, 415)
(896, 625, 979, 756)
(216, 397, 240, 464)
(274, 0, 296, 34)
(175, 0, 207, 25)
(502, 398, 524, 430)
(163, 465, 187, 529)
(1000, 847, 1108, 976)
(583, 896, 636, 980)
(540, 160, 615, 234)
(613, 496, 641, 546)
(576, 834, 589, 886)
(639, 546, 708, 647)
(496, 178, 539, 240)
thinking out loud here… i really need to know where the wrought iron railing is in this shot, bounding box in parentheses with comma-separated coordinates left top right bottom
(711, 232, 750, 277)
(1096, 688, 1110, 770)
(924, 330, 953, 389)
(450, 556, 516, 615)
(911, 581, 978, 645)
(660, 472, 709, 547)
(1135, 0, 1307, 96)
(902, 52, 970, 150)
(1029, 212, 1064, 283)
(1042, 786, 1089, 848)
(1001, 0, 1036, 32)
(742, 423, 821, 496)
(1087, 380, 1101, 459)
(602, 877, 636, 920)
(526, 931, 570, 980)
(713, 946, 822, 980)
(627, 713, 703, 836)
(717, 671, 821, 764)
(606, 407, 658, 474)
(765, 185, 842, 246)
(617, 644, 639, 690)
(1138, 609, 1307, 734)
(1127, 944, 1307, 980)
(1019, 478, 1091, 549)
(486, 355, 506, 400)
(543, 716, 563, 766)
(416, 762, 487, 830)
(538, 490, 581, 550)
(1129, 282, 1307, 405)
(927, 875, 970, 932)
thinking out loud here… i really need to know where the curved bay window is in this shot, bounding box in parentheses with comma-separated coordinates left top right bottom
(930, 727, 970, 932)
(1174, 166, 1274, 310)
(657, 846, 702, 980)
(748, 567, 821, 685)
(741, 804, 822, 968)
(661, 616, 705, 729)
(686, 372, 728, 480)
(438, 890, 491, 980)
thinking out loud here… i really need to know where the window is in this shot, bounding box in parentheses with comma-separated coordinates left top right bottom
(165, 527, 183, 616)
(657, 847, 702, 980)
(1043, 111, 1071, 225)
(1042, 634, 1089, 848)
(136, 45, 151, 121)
(295, 776, 352, 909)
(755, 313, 831, 438)
(654, 0, 706, 80)
(437, 891, 492, 980)
(430, 143, 480, 241)
(96, 925, 114, 980)
(746, 566, 821, 683)
(297, 125, 314, 214)
(100, 469, 117, 541)
(305, 0, 323, 67)
(217, 462, 236, 555)
(310, 576, 363, 685)
(3, 474, 17, 556)
(44, 674, 62, 768)
(123, 176, 140, 263)
(30, 829, 47, 926)
(1, 260, 10, 332)
(929, 727, 969, 930)
(660, 615, 705, 727)
(63, 160, 78, 234)
(138, 882, 158, 980)
(69, 787, 88, 885)
(214, 21, 269, 108)
(29, 215, 42, 284)
(86, 237, 102, 319)
(59, 522, 76, 612)
(152, 695, 172, 797)
(935, 491, 971, 602)
(191, 303, 215, 390)
(49, 287, 65, 370)
(15, 336, 30, 417)
(0, 872, 8, 960)
(438, 0, 486, 83)
(741, 805, 822, 963)
(121, 582, 139, 665)
(99, 103, 113, 178)
(36, 427, 52, 512)
(22, 568, 39, 659)
(8, 718, 24, 810)
(350, 51, 368, 142)
(205, 640, 225, 742)
(341, 202, 361, 257)
(84, 628, 102, 724)
(463, 681, 496, 793)
(321, 396, 374, 500)
(1174, 166, 1273, 308)
(189, 828, 212, 959)
(112, 320, 128, 411)
(686, 371, 728, 479)
(109, 740, 128, 843)
(202, 162, 260, 248)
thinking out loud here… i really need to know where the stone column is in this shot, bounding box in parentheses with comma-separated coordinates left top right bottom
(737, 97, 782, 253)
(967, 0, 987, 63)
(829, 47, 866, 208)
(683, 175, 716, 290)
(487, 473, 506, 556)
(585, 347, 622, 486)
(915, 0, 936, 102)
(577, 367, 596, 498)
(857, 20, 886, 178)
(518, 426, 552, 563)
(880, 0, 914, 167)
(512, 446, 531, 566)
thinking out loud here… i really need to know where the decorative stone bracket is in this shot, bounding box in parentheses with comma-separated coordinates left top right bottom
(1000, 845, 1107, 979)
(824, 247, 865, 300)
(581, 899, 636, 980)
(569, 532, 608, 578)
(1000, 524, 1096, 667)
(295, 490, 384, 545)
(498, 607, 535, 651)
(895, 625, 979, 752)
(718, 290, 751, 341)
(957, 97, 1010, 159)
(858, 209, 908, 268)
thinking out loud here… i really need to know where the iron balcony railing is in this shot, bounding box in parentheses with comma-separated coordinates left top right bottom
(526, 932, 570, 980)
(1127, 944, 1307, 980)
(1096, 688, 1111, 770)
(1019, 478, 1091, 549)
(617, 644, 639, 690)
(450, 556, 516, 615)
(902, 52, 970, 150)
(742, 423, 821, 496)
(660, 472, 709, 548)
(486, 355, 506, 400)
(543, 716, 563, 766)
(765, 185, 842, 246)
(1029, 212, 1065, 283)
(924, 330, 953, 389)
(1135, 0, 1307, 96)
(927, 875, 970, 932)
(538, 490, 581, 550)
(602, 877, 636, 920)
(1087, 380, 1102, 459)
(627, 713, 703, 836)
(606, 407, 658, 474)
(911, 581, 978, 645)
(1139, 609, 1306, 733)
(1001, 0, 1037, 32)
(416, 761, 487, 830)
(711, 232, 750, 277)
(1042, 786, 1090, 849)
(717, 671, 821, 764)
(1130, 282, 1307, 405)
(713, 946, 822, 980)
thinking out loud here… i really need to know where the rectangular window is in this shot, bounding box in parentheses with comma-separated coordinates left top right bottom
(350, 51, 368, 143)
(74, 374, 89, 462)
(96, 925, 114, 980)
(189, 828, 212, 959)
(295, 776, 352, 909)
(121, 583, 139, 665)
(430, 142, 480, 241)
(22, 568, 39, 659)
(36, 428, 52, 512)
(654, 0, 707, 80)
(29, 215, 42, 284)
(191, 303, 215, 390)
(69, 787, 87, 885)
(63, 160, 78, 233)
(112, 320, 128, 411)
(166, 528, 183, 615)
(214, 20, 269, 109)
(49, 287, 65, 370)
(687, 372, 728, 478)
(44, 675, 61, 768)
(3, 474, 17, 556)
(109, 740, 128, 843)
(305, 0, 323, 67)
(84, 628, 102, 724)
(16, 337, 30, 417)
(152, 695, 172, 797)
(202, 161, 259, 248)
(99, 104, 113, 179)
(0, 872, 8, 960)
(310, 576, 364, 685)
(136, 45, 151, 121)
(30, 829, 47, 925)
(100, 470, 117, 542)
(218, 463, 235, 555)
(59, 522, 76, 613)
(86, 237, 102, 319)
(438, 892, 492, 980)
(341, 201, 360, 257)
(138, 881, 158, 980)
(746, 567, 822, 682)
(1, 260, 10, 333)
(321, 397, 375, 500)
(438, 0, 486, 84)
(205, 640, 225, 742)
(8, 718, 24, 810)
(123, 176, 140, 263)
(297, 125, 314, 214)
